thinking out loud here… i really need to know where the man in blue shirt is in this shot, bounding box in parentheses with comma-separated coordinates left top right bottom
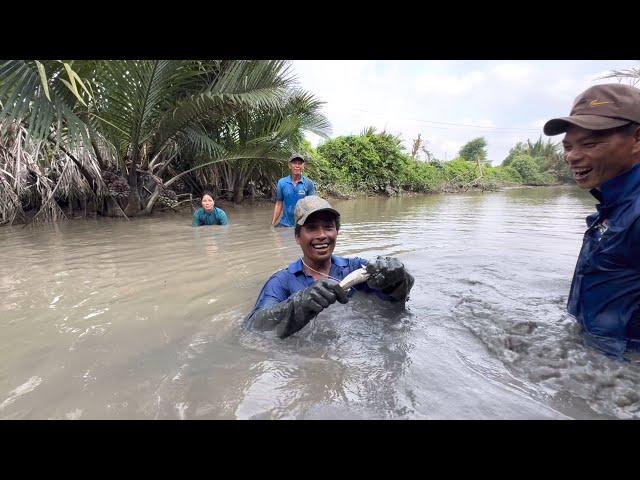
(192, 191, 229, 226)
(543, 83, 640, 355)
(246, 195, 414, 338)
(271, 153, 315, 227)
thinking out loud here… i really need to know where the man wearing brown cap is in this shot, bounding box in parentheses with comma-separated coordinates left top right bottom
(246, 195, 414, 338)
(543, 83, 640, 355)
(271, 153, 316, 227)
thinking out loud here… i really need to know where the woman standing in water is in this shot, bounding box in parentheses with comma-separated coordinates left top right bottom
(192, 191, 229, 226)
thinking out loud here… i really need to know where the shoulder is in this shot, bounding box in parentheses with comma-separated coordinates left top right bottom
(349, 256, 368, 269)
(333, 255, 368, 270)
(262, 268, 294, 292)
(193, 208, 204, 216)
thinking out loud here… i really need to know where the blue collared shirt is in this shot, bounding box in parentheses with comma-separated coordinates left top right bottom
(192, 207, 228, 226)
(276, 175, 315, 227)
(247, 255, 391, 317)
(568, 163, 640, 355)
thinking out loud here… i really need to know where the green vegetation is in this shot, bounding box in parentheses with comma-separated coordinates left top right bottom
(0, 60, 328, 224)
(458, 137, 488, 164)
(306, 130, 568, 199)
(0, 59, 577, 226)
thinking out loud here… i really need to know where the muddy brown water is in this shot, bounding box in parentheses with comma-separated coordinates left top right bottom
(2, 187, 639, 419)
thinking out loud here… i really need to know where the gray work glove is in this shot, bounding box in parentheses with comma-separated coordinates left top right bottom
(366, 256, 414, 301)
(248, 279, 348, 339)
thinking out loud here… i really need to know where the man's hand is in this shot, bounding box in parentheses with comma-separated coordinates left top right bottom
(298, 278, 349, 316)
(365, 256, 414, 301)
(366, 256, 405, 290)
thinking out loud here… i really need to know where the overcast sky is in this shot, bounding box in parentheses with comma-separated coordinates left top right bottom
(291, 60, 640, 165)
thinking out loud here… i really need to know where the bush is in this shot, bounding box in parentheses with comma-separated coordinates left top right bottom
(441, 158, 479, 187)
(316, 130, 413, 193)
(509, 154, 555, 185)
(303, 130, 567, 197)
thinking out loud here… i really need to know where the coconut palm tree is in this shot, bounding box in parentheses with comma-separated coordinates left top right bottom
(0, 59, 331, 220)
(87, 60, 297, 215)
(200, 88, 331, 204)
(502, 136, 569, 183)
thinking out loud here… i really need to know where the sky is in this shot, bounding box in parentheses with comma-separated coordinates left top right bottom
(291, 60, 640, 165)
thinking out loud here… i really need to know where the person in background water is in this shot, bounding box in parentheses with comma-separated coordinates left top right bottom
(271, 153, 315, 227)
(543, 83, 640, 355)
(246, 195, 414, 339)
(192, 191, 229, 227)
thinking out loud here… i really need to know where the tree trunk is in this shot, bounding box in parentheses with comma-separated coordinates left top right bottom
(143, 187, 162, 215)
(89, 133, 108, 172)
(233, 177, 245, 204)
(124, 149, 142, 216)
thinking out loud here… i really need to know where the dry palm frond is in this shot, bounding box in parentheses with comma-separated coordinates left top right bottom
(0, 119, 109, 225)
(601, 68, 640, 86)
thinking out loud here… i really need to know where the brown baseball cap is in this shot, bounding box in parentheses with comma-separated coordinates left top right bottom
(543, 83, 640, 136)
(294, 196, 340, 226)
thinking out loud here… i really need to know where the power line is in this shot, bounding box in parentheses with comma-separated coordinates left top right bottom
(349, 107, 542, 132)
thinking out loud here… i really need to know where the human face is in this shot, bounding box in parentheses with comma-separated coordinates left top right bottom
(562, 124, 640, 190)
(289, 159, 304, 177)
(295, 211, 338, 265)
(201, 194, 214, 212)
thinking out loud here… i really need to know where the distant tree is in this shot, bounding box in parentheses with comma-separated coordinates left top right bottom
(503, 136, 570, 183)
(458, 137, 488, 163)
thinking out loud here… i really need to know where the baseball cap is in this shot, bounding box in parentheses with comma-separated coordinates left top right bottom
(544, 83, 640, 136)
(288, 153, 305, 163)
(294, 196, 340, 226)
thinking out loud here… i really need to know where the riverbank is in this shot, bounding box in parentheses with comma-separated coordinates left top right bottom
(1, 182, 575, 228)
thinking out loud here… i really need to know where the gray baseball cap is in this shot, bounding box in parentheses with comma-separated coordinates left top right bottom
(294, 196, 340, 226)
(289, 153, 305, 163)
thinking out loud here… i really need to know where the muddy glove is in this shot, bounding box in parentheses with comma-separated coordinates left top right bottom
(366, 256, 414, 301)
(247, 279, 348, 339)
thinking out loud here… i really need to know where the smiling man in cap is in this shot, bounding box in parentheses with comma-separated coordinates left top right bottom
(271, 153, 316, 227)
(544, 83, 640, 355)
(246, 195, 414, 338)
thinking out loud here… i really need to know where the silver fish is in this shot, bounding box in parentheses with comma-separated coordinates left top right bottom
(339, 266, 370, 290)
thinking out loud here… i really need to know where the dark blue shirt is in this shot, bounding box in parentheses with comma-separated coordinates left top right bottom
(276, 175, 315, 227)
(247, 255, 391, 316)
(568, 163, 640, 355)
(192, 207, 228, 226)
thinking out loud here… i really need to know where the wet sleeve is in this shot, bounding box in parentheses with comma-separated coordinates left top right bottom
(275, 179, 284, 201)
(245, 278, 337, 338)
(244, 273, 292, 333)
(217, 209, 229, 225)
(254, 275, 290, 310)
(192, 210, 202, 227)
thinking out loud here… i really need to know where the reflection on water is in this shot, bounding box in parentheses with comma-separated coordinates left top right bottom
(0, 186, 636, 419)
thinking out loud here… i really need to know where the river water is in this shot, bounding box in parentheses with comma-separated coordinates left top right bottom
(2, 186, 639, 419)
